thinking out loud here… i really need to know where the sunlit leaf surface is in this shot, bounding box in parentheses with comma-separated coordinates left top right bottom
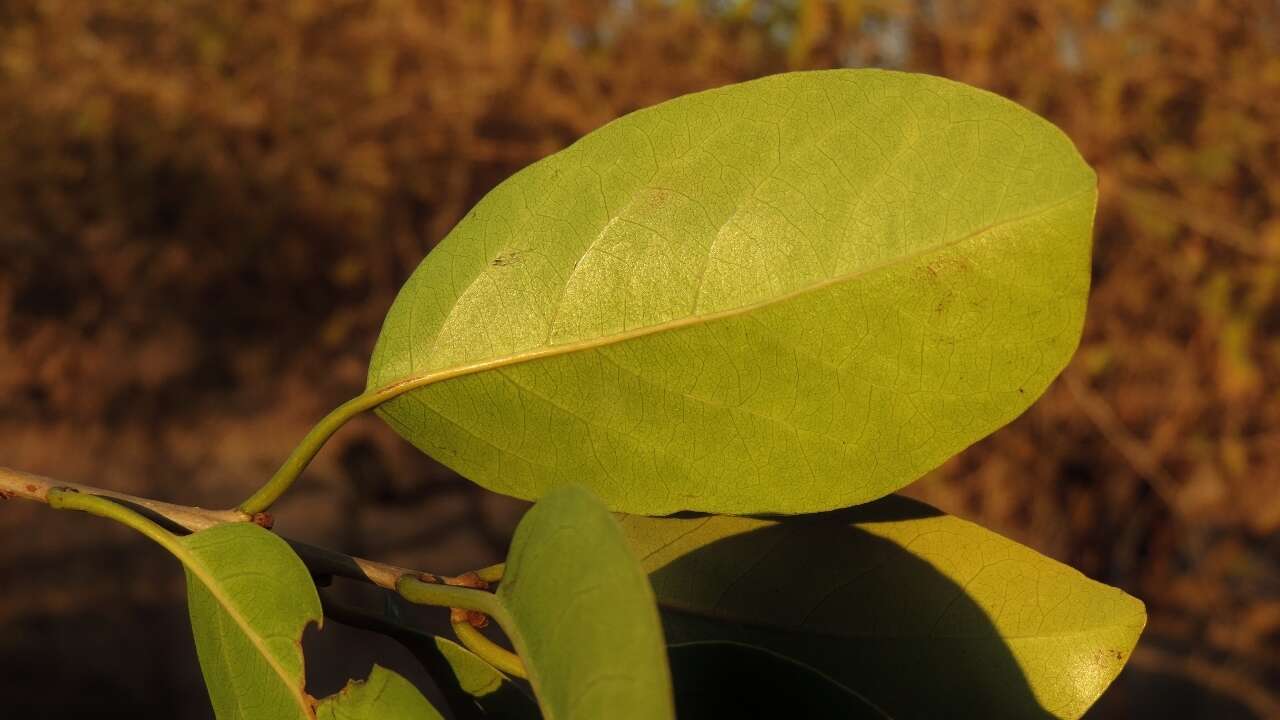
(368, 69, 1096, 515)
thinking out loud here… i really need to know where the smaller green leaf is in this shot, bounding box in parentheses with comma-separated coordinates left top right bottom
(182, 523, 322, 720)
(670, 641, 888, 719)
(428, 637, 538, 719)
(315, 665, 443, 720)
(46, 491, 322, 720)
(497, 484, 674, 720)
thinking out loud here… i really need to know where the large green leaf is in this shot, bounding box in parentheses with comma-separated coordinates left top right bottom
(497, 485, 673, 719)
(315, 665, 443, 720)
(618, 495, 1145, 719)
(180, 523, 322, 720)
(367, 68, 1097, 515)
(669, 642, 888, 718)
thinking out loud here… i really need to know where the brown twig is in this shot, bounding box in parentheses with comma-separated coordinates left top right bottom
(1, 463, 524, 677)
(0, 466, 252, 531)
(0, 465, 478, 594)
(284, 537, 424, 592)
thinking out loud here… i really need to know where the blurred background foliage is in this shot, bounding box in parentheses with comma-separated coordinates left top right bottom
(0, 0, 1277, 717)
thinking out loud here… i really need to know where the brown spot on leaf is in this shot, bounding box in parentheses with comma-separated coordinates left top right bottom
(919, 255, 972, 282)
(934, 290, 955, 316)
(490, 250, 525, 267)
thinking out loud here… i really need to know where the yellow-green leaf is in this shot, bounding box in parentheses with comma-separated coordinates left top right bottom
(497, 485, 673, 719)
(181, 524, 322, 720)
(367, 69, 1096, 515)
(618, 495, 1144, 719)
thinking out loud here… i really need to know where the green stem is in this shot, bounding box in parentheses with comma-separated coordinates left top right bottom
(245, 322, 651, 514)
(451, 614, 527, 679)
(396, 574, 504, 616)
(242, 331, 627, 515)
(239, 388, 392, 514)
(48, 489, 184, 556)
(398, 575, 529, 680)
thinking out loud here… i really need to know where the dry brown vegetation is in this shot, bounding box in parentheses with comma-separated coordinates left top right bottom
(1, 1, 1277, 717)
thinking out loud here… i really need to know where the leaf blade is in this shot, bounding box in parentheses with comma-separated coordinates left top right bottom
(368, 69, 1097, 514)
(180, 523, 322, 720)
(497, 485, 673, 720)
(618, 495, 1145, 719)
(426, 637, 539, 720)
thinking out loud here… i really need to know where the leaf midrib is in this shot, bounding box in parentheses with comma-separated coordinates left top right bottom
(371, 183, 1094, 401)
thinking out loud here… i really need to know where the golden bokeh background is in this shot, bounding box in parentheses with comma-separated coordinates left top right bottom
(1, 1, 1276, 717)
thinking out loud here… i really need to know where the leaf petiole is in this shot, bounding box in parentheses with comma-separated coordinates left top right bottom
(450, 611, 527, 680)
(47, 488, 182, 551)
(395, 574, 529, 679)
(395, 574, 505, 618)
(238, 388, 390, 514)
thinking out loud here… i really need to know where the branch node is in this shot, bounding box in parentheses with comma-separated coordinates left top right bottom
(449, 607, 490, 629)
(445, 571, 489, 590)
